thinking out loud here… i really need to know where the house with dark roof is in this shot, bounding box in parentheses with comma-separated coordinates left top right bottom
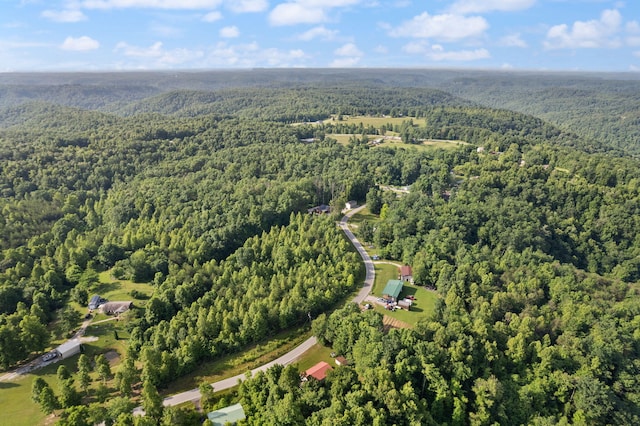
(308, 204, 331, 215)
(382, 279, 404, 302)
(100, 301, 132, 315)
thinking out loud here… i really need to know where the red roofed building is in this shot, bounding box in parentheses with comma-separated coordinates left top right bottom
(399, 265, 413, 283)
(303, 361, 332, 381)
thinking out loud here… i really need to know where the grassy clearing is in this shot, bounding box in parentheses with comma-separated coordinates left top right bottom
(325, 134, 353, 145)
(322, 115, 421, 127)
(96, 271, 155, 302)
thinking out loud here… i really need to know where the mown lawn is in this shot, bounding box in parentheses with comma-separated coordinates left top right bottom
(370, 263, 439, 326)
(96, 271, 155, 302)
(293, 343, 335, 373)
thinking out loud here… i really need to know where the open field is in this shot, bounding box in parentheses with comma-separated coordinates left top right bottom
(96, 271, 155, 302)
(321, 115, 422, 127)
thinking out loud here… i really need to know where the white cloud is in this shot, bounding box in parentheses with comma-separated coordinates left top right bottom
(80, 0, 223, 10)
(150, 23, 182, 37)
(220, 26, 240, 38)
(42, 9, 88, 23)
(627, 21, 640, 46)
(389, 12, 488, 41)
(202, 42, 308, 67)
(60, 36, 100, 51)
(226, 0, 268, 13)
(449, 0, 535, 14)
(115, 41, 204, 65)
(335, 42, 362, 56)
(297, 26, 339, 41)
(330, 42, 362, 67)
(374, 45, 388, 54)
(544, 9, 623, 49)
(269, 0, 362, 26)
(500, 33, 527, 48)
(269, 3, 326, 26)
(202, 11, 222, 22)
(330, 57, 360, 67)
(402, 41, 490, 61)
(115, 41, 165, 57)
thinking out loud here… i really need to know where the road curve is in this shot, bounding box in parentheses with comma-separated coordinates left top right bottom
(135, 205, 374, 413)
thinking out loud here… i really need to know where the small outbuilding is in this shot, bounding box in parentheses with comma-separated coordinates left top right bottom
(335, 356, 348, 366)
(399, 265, 413, 283)
(345, 200, 358, 210)
(206, 403, 246, 426)
(382, 279, 404, 302)
(397, 299, 413, 311)
(55, 339, 82, 360)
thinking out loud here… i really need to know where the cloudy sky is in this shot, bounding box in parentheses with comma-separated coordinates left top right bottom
(1, 0, 639, 71)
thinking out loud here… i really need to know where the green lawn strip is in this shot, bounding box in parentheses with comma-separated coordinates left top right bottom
(160, 327, 313, 396)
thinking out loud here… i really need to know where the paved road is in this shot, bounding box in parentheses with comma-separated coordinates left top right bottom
(134, 205, 375, 413)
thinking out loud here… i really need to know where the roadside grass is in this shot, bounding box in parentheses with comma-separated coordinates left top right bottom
(160, 327, 313, 396)
(348, 206, 378, 226)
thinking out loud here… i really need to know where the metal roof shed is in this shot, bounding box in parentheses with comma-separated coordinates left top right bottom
(56, 339, 82, 360)
(206, 403, 246, 426)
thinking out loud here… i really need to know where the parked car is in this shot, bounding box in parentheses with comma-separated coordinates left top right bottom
(42, 352, 57, 362)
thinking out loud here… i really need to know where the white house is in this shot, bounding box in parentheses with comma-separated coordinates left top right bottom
(345, 200, 358, 210)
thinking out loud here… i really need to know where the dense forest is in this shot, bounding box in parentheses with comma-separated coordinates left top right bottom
(1, 70, 639, 425)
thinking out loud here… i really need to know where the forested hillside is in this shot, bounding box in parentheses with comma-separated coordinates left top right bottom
(0, 71, 639, 425)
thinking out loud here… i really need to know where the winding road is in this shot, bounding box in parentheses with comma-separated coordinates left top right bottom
(134, 205, 375, 413)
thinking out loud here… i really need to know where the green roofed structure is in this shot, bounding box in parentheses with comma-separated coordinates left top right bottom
(382, 279, 404, 302)
(207, 403, 246, 426)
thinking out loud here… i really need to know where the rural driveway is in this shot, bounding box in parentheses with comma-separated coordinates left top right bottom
(135, 205, 375, 413)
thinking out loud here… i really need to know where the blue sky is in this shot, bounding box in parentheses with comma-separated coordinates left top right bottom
(1, 0, 639, 72)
